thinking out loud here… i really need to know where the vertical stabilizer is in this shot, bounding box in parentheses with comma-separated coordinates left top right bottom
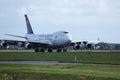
(24, 14, 34, 34)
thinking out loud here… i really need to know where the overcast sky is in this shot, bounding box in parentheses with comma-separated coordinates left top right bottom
(0, 0, 120, 43)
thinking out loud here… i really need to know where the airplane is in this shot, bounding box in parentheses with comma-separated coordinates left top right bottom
(0, 14, 81, 52)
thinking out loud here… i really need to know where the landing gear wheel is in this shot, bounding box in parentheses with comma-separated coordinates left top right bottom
(63, 49, 67, 52)
(57, 49, 62, 52)
(48, 49, 53, 52)
(35, 48, 39, 52)
(40, 49, 45, 52)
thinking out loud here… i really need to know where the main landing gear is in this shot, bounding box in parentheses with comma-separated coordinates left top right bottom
(56, 49, 67, 52)
(34, 48, 67, 52)
(35, 48, 45, 52)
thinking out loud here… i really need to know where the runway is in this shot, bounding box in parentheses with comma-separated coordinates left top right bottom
(0, 61, 119, 66)
(0, 61, 78, 65)
(0, 61, 60, 65)
(0, 61, 84, 65)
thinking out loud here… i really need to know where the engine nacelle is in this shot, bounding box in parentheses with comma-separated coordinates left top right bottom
(73, 44, 80, 50)
(0, 41, 7, 47)
(25, 43, 32, 49)
(86, 43, 92, 48)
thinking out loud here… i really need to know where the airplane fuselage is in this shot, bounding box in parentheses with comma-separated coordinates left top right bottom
(26, 31, 72, 48)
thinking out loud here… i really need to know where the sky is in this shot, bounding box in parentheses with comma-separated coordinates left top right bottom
(0, 0, 120, 43)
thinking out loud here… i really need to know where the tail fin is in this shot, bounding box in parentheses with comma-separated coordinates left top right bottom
(24, 14, 34, 34)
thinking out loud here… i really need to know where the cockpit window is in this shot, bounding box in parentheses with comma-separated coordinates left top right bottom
(63, 32, 68, 34)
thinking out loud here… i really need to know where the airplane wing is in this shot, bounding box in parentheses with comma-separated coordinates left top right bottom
(0, 39, 26, 47)
(70, 41, 81, 46)
(3, 33, 51, 46)
(0, 39, 25, 45)
(0, 39, 50, 48)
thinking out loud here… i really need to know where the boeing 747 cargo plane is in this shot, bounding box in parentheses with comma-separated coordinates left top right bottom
(0, 14, 81, 52)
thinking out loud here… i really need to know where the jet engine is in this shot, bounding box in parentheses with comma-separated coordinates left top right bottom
(0, 41, 7, 47)
(73, 44, 80, 50)
(25, 43, 32, 49)
(82, 41, 92, 49)
(86, 43, 92, 48)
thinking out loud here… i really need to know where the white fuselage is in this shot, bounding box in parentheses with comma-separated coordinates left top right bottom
(26, 31, 72, 48)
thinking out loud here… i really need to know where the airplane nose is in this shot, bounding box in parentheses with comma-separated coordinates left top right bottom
(66, 34, 72, 44)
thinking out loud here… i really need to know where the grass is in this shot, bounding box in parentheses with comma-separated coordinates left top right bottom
(0, 50, 120, 80)
(0, 64, 120, 80)
(0, 51, 120, 65)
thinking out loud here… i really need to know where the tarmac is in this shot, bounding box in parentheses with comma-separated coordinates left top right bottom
(0, 61, 119, 66)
